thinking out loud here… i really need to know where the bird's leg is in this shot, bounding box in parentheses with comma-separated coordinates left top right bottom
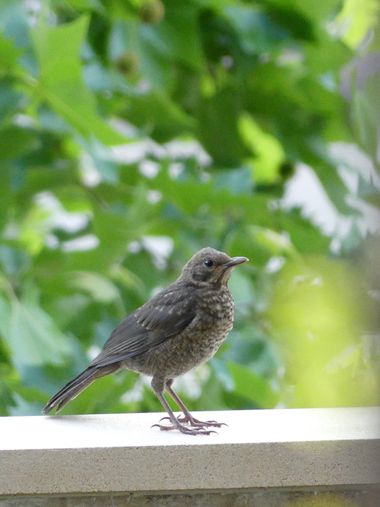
(162, 379, 227, 429)
(150, 378, 216, 435)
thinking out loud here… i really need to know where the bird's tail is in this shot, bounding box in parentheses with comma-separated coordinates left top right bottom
(42, 364, 119, 414)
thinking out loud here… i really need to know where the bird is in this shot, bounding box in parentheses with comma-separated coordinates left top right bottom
(43, 247, 248, 435)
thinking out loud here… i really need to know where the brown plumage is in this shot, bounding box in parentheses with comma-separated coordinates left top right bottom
(43, 247, 248, 434)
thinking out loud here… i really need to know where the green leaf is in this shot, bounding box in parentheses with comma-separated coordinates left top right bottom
(67, 271, 120, 303)
(281, 209, 331, 254)
(197, 86, 248, 166)
(336, 0, 380, 48)
(264, 0, 339, 24)
(224, 4, 287, 54)
(157, 0, 204, 69)
(0, 126, 38, 160)
(239, 113, 285, 183)
(126, 90, 195, 141)
(250, 226, 297, 256)
(0, 32, 22, 73)
(352, 74, 380, 166)
(31, 16, 126, 145)
(0, 364, 19, 415)
(227, 361, 279, 407)
(0, 293, 71, 369)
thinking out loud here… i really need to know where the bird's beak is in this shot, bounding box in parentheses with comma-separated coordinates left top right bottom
(224, 256, 249, 268)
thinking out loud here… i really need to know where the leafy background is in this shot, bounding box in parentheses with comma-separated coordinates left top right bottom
(0, 0, 379, 417)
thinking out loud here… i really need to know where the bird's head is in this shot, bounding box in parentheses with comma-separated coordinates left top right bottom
(180, 247, 248, 286)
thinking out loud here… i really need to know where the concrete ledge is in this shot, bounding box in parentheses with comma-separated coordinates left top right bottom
(1, 407, 379, 496)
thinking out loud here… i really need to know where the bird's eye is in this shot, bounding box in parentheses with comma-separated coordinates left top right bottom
(204, 259, 214, 268)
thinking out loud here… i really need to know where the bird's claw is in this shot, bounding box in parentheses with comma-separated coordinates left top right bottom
(158, 414, 227, 429)
(151, 423, 176, 431)
(152, 422, 217, 435)
(177, 416, 227, 428)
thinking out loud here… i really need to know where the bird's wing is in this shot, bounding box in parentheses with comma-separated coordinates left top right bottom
(91, 283, 196, 367)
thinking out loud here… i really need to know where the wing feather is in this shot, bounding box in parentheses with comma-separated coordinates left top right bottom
(91, 283, 195, 367)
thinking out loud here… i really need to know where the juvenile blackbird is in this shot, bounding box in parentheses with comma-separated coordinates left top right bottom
(43, 247, 248, 435)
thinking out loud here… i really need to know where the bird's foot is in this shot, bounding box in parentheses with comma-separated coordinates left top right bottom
(178, 414, 227, 428)
(152, 421, 217, 435)
(159, 414, 227, 429)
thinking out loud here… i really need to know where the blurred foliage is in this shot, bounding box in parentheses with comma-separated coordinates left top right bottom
(0, 0, 379, 416)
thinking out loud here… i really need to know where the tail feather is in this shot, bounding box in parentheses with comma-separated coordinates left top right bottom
(43, 364, 118, 414)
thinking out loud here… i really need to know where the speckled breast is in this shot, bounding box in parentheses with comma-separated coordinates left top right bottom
(125, 285, 235, 380)
(195, 285, 235, 338)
